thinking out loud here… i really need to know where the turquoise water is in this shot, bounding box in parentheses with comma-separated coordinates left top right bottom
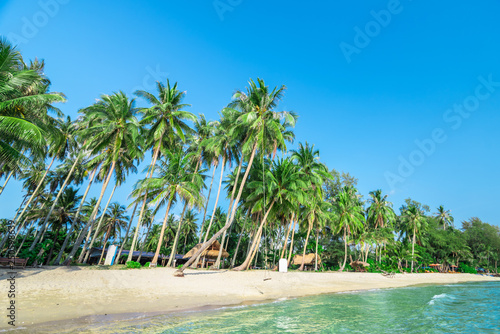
(38, 281, 500, 333)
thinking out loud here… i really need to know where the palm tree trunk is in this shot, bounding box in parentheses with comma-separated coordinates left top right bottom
(287, 217, 298, 266)
(151, 194, 175, 266)
(55, 167, 97, 265)
(15, 154, 57, 226)
(315, 228, 319, 271)
(299, 224, 312, 271)
(411, 226, 416, 272)
(82, 183, 117, 263)
(137, 222, 153, 263)
(14, 222, 34, 256)
(98, 224, 113, 264)
(234, 200, 275, 271)
(280, 213, 294, 259)
(115, 201, 138, 264)
(198, 163, 217, 243)
(167, 202, 189, 267)
(341, 227, 348, 271)
(176, 142, 259, 276)
(230, 217, 248, 268)
(0, 170, 14, 196)
(193, 159, 226, 268)
(39, 154, 80, 237)
(63, 161, 116, 265)
(127, 142, 162, 262)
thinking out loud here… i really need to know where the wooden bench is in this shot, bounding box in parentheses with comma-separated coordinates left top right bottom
(0, 257, 29, 269)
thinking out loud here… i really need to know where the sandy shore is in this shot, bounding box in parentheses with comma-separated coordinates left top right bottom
(0, 266, 498, 330)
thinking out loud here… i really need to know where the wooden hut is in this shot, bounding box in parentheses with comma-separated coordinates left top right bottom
(183, 240, 229, 268)
(291, 253, 321, 269)
(350, 260, 370, 272)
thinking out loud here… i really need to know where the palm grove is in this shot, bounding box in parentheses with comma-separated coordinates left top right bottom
(1, 39, 499, 275)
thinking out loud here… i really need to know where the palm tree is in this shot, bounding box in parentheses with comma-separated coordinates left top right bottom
(402, 204, 427, 272)
(434, 205, 454, 231)
(97, 203, 129, 264)
(177, 78, 296, 276)
(0, 38, 65, 170)
(136, 149, 204, 266)
(234, 158, 305, 271)
(127, 80, 195, 262)
(62, 92, 140, 265)
(334, 186, 365, 271)
(367, 190, 396, 229)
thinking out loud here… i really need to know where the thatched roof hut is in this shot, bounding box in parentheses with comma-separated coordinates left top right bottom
(350, 260, 370, 272)
(291, 253, 322, 266)
(183, 240, 229, 259)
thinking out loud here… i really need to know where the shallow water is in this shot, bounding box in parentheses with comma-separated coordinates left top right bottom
(29, 281, 500, 333)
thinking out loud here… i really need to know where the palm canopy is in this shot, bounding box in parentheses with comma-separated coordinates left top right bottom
(434, 205, 454, 230)
(366, 189, 396, 229)
(0, 38, 65, 169)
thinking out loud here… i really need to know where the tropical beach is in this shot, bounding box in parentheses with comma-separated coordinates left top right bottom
(2, 266, 499, 330)
(1, 1, 500, 333)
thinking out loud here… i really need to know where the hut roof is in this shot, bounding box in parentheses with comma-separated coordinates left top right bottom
(291, 253, 322, 266)
(350, 261, 370, 267)
(183, 240, 229, 259)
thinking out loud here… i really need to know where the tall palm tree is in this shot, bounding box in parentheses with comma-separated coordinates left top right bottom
(97, 203, 129, 264)
(434, 205, 454, 231)
(402, 204, 427, 272)
(234, 158, 305, 271)
(62, 92, 140, 265)
(177, 78, 296, 276)
(136, 149, 204, 266)
(334, 186, 365, 271)
(127, 80, 195, 262)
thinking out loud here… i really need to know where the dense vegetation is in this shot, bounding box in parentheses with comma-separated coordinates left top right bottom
(1, 39, 499, 274)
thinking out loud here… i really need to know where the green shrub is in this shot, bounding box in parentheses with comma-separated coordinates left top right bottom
(458, 263, 477, 274)
(144, 262, 151, 268)
(126, 261, 141, 269)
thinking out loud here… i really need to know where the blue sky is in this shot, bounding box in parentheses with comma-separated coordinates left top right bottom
(1, 0, 499, 228)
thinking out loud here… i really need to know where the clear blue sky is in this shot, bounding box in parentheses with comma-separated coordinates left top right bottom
(1, 0, 499, 228)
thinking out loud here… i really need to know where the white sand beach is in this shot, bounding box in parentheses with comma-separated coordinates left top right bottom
(1, 266, 498, 329)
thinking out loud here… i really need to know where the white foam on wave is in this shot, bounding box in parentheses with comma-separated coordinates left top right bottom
(428, 293, 455, 305)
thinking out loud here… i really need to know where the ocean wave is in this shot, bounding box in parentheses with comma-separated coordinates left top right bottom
(428, 293, 455, 305)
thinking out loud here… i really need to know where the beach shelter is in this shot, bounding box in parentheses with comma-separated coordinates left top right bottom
(291, 254, 322, 268)
(183, 240, 229, 268)
(350, 260, 370, 272)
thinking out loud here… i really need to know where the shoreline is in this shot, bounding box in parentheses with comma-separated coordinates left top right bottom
(1, 266, 499, 330)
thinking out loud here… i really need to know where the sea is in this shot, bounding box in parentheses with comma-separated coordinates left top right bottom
(21, 281, 500, 333)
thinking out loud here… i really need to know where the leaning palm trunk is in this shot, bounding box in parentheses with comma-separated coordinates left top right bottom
(115, 201, 138, 264)
(127, 143, 162, 262)
(31, 156, 81, 253)
(98, 224, 113, 264)
(0, 156, 57, 250)
(15, 154, 58, 226)
(55, 167, 97, 265)
(234, 200, 276, 271)
(14, 222, 34, 256)
(175, 142, 259, 276)
(287, 217, 298, 266)
(82, 183, 117, 263)
(230, 218, 247, 268)
(63, 161, 116, 266)
(299, 223, 312, 271)
(0, 170, 14, 196)
(197, 163, 217, 243)
(280, 213, 294, 259)
(151, 194, 175, 266)
(137, 221, 153, 263)
(167, 202, 189, 267)
(193, 159, 226, 268)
